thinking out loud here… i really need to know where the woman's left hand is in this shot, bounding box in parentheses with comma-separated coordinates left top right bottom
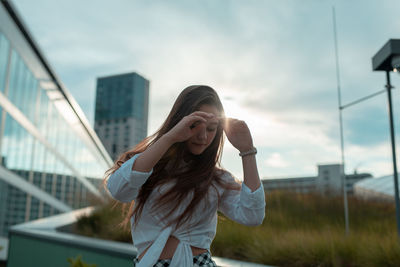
(223, 118, 254, 153)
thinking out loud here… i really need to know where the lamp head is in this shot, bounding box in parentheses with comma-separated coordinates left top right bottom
(392, 55, 400, 73)
(372, 39, 400, 71)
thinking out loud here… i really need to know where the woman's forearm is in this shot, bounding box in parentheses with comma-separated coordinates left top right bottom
(242, 154, 261, 192)
(132, 111, 213, 172)
(132, 134, 175, 172)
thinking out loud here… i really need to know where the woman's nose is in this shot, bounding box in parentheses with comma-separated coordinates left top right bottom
(197, 127, 207, 141)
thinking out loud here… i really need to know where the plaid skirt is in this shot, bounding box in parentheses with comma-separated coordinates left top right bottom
(133, 251, 217, 267)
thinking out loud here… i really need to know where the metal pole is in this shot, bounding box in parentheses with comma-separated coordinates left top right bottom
(385, 70, 400, 237)
(332, 6, 349, 235)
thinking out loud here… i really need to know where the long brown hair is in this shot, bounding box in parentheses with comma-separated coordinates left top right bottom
(104, 85, 239, 229)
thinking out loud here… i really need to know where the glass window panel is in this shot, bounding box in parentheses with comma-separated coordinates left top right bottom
(73, 179, 81, 209)
(32, 140, 41, 172)
(55, 112, 64, 150)
(4, 115, 18, 171)
(43, 203, 51, 217)
(33, 170, 41, 187)
(55, 166, 62, 200)
(38, 88, 49, 131)
(17, 63, 28, 114)
(48, 102, 58, 148)
(26, 131, 34, 172)
(11, 52, 24, 109)
(7, 50, 19, 102)
(19, 124, 29, 176)
(0, 106, 2, 150)
(3, 184, 27, 232)
(1, 114, 10, 168)
(1, 46, 38, 123)
(0, 33, 10, 93)
(25, 71, 37, 122)
(44, 151, 54, 195)
(72, 135, 80, 172)
(46, 102, 53, 142)
(80, 183, 87, 207)
(14, 124, 23, 172)
(14, 123, 24, 173)
(30, 196, 40, 220)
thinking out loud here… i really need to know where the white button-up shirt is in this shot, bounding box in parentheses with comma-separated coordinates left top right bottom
(107, 153, 266, 267)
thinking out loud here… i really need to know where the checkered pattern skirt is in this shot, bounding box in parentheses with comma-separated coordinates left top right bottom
(133, 251, 217, 267)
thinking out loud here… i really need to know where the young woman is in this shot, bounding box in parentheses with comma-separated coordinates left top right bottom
(105, 85, 265, 267)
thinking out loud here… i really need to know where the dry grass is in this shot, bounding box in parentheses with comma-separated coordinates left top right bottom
(212, 191, 400, 266)
(75, 191, 400, 266)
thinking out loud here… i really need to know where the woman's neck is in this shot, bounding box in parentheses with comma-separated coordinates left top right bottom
(182, 150, 195, 163)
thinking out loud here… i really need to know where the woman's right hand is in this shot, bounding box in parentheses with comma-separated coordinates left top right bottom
(164, 111, 215, 144)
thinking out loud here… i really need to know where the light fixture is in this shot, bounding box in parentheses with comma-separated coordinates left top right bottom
(392, 55, 400, 73)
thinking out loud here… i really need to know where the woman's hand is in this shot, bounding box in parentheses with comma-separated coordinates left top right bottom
(223, 118, 254, 152)
(164, 111, 215, 144)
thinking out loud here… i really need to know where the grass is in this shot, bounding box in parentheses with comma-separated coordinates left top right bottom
(212, 191, 399, 266)
(75, 191, 400, 266)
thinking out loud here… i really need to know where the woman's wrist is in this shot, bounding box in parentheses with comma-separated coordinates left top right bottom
(239, 147, 257, 157)
(238, 143, 254, 153)
(162, 132, 177, 146)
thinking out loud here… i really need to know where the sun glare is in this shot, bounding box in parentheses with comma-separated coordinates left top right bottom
(221, 97, 261, 130)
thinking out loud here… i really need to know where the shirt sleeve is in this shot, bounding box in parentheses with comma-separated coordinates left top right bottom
(218, 172, 266, 226)
(106, 153, 153, 203)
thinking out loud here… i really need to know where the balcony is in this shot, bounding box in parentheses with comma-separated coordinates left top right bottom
(7, 207, 270, 267)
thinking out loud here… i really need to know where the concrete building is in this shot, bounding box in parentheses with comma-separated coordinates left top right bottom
(262, 164, 372, 195)
(94, 72, 149, 160)
(0, 0, 112, 246)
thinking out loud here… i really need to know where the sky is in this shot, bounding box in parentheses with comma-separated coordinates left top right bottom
(12, 0, 400, 180)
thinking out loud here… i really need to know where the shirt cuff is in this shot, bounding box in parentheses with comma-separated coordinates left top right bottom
(119, 153, 153, 188)
(240, 182, 266, 209)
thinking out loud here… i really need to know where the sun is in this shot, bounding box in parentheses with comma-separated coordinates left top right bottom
(221, 96, 259, 129)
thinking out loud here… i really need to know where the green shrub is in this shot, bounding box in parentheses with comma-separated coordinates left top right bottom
(67, 255, 97, 267)
(75, 201, 132, 243)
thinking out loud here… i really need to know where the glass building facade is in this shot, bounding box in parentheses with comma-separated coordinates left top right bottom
(354, 174, 399, 201)
(95, 72, 149, 160)
(0, 0, 112, 237)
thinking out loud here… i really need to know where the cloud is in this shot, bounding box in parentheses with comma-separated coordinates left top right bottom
(12, 0, 400, 180)
(264, 153, 289, 168)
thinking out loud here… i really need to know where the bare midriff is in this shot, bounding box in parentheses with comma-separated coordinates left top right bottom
(138, 235, 207, 260)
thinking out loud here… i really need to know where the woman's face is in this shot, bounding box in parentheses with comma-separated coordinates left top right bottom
(186, 104, 220, 155)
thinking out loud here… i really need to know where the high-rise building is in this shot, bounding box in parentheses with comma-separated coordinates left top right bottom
(94, 72, 149, 160)
(0, 0, 112, 243)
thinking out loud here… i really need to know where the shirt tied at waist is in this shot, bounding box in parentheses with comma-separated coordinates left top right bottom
(136, 226, 194, 267)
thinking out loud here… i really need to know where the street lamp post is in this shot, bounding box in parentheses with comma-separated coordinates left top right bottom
(372, 39, 400, 237)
